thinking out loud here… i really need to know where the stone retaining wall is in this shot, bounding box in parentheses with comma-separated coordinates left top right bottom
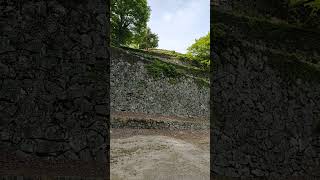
(211, 8, 320, 178)
(0, 176, 104, 180)
(111, 117, 209, 130)
(0, 0, 109, 178)
(110, 48, 210, 118)
(212, 8, 320, 61)
(212, 0, 289, 18)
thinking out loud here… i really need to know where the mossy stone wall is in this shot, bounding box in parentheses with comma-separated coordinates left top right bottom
(211, 6, 320, 178)
(0, 0, 109, 178)
(111, 48, 209, 119)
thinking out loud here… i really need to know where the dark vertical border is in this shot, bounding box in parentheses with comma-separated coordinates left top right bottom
(106, 0, 111, 179)
(0, 0, 111, 179)
(210, 0, 214, 179)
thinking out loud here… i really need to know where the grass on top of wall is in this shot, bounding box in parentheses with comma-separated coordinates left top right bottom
(194, 77, 210, 89)
(145, 59, 210, 88)
(120, 46, 210, 72)
(211, 6, 320, 43)
(113, 46, 209, 79)
(145, 60, 182, 79)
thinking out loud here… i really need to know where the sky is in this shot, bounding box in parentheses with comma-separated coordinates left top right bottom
(147, 0, 210, 54)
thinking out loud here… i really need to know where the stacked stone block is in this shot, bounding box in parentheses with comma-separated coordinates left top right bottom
(211, 7, 320, 178)
(0, 0, 109, 179)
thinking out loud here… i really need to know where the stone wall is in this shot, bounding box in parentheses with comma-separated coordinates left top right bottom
(213, 10, 320, 61)
(212, 0, 289, 19)
(213, 0, 320, 29)
(211, 8, 320, 178)
(110, 48, 209, 119)
(111, 117, 209, 130)
(0, 0, 109, 179)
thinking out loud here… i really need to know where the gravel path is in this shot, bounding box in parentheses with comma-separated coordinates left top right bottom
(110, 128, 210, 180)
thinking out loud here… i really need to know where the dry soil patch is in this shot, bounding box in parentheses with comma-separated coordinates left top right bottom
(110, 128, 209, 180)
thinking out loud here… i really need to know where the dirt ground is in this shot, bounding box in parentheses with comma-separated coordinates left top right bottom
(110, 128, 210, 180)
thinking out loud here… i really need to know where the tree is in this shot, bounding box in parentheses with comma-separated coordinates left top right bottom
(138, 28, 159, 49)
(111, 0, 151, 46)
(187, 32, 210, 69)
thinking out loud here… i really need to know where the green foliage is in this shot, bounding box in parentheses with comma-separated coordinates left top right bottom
(145, 60, 181, 79)
(111, 0, 150, 46)
(118, 45, 210, 79)
(148, 49, 181, 56)
(175, 53, 203, 68)
(186, 32, 210, 70)
(168, 78, 179, 85)
(176, 53, 193, 61)
(187, 32, 210, 59)
(194, 78, 210, 89)
(138, 27, 159, 49)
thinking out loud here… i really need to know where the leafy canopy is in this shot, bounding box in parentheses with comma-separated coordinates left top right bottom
(138, 27, 159, 49)
(111, 0, 151, 46)
(186, 32, 210, 69)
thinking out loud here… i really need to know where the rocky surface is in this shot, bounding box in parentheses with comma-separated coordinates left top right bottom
(211, 8, 320, 178)
(110, 48, 209, 118)
(212, 7, 320, 62)
(111, 111, 209, 130)
(212, 0, 289, 19)
(0, 0, 109, 178)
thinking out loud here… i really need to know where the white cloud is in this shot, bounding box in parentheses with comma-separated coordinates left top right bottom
(148, 0, 209, 53)
(163, 12, 173, 22)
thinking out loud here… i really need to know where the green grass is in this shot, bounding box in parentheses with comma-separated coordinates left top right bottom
(148, 48, 185, 57)
(121, 46, 183, 60)
(145, 60, 182, 79)
(120, 46, 210, 71)
(118, 46, 209, 78)
(144, 59, 211, 88)
(194, 77, 210, 89)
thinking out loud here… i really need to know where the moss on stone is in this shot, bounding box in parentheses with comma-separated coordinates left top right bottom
(112, 46, 210, 80)
(144, 57, 208, 79)
(194, 78, 210, 89)
(119, 46, 210, 73)
(145, 60, 182, 79)
(168, 78, 179, 85)
(137, 80, 147, 88)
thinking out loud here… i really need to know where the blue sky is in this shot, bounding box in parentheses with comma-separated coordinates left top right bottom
(147, 0, 210, 53)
